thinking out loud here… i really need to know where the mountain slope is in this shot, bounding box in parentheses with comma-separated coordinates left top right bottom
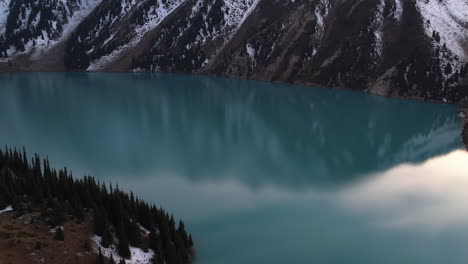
(0, 0, 101, 58)
(1, 0, 467, 104)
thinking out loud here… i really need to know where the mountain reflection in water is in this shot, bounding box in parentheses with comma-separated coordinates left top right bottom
(0, 72, 465, 264)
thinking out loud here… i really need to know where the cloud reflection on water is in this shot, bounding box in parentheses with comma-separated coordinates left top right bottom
(341, 149, 468, 231)
(113, 149, 468, 234)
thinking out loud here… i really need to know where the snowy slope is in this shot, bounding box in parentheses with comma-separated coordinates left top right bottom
(0, 0, 11, 35)
(87, 0, 185, 71)
(183, 0, 260, 64)
(0, 0, 102, 58)
(91, 235, 155, 264)
(134, 0, 261, 72)
(417, 0, 468, 60)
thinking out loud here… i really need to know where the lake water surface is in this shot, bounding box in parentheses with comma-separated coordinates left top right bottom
(1, 73, 468, 264)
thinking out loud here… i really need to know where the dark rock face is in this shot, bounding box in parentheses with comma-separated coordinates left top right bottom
(1, 0, 467, 104)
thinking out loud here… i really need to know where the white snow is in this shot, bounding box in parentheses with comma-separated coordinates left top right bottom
(91, 235, 155, 264)
(224, 0, 260, 30)
(371, 0, 386, 57)
(58, 0, 103, 42)
(49, 226, 64, 233)
(308, 0, 331, 59)
(137, 224, 150, 236)
(0, 0, 11, 35)
(246, 43, 256, 59)
(0, 206, 13, 215)
(393, 0, 403, 21)
(417, 0, 468, 60)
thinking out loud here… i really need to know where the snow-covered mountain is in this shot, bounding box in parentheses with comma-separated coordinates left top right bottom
(1, 0, 467, 104)
(0, 0, 101, 57)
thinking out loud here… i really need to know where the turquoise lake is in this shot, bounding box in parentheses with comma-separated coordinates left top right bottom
(1, 72, 468, 264)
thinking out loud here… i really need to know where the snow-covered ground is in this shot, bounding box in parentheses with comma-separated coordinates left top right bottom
(91, 235, 155, 264)
(417, 0, 468, 60)
(0, 206, 13, 215)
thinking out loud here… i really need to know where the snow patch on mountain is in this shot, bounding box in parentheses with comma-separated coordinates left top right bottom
(0, 0, 11, 35)
(187, 0, 259, 47)
(371, 0, 386, 57)
(0, 206, 13, 215)
(91, 235, 155, 264)
(246, 43, 256, 59)
(224, 0, 260, 31)
(313, 0, 330, 48)
(393, 0, 403, 21)
(417, 0, 468, 60)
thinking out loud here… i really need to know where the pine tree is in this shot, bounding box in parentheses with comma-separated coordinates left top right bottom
(117, 221, 131, 259)
(101, 227, 113, 248)
(84, 240, 92, 252)
(94, 206, 107, 236)
(445, 63, 452, 75)
(127, 218, 141, 247)
(54, 227, 64, 241)
(96, 248, 105, 264)
(0, 195, 5, 210)
(109, 254, 116, 264)
(188, 235, 193, 248)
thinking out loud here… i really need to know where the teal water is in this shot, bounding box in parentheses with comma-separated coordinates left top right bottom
(1, 72, 467, 264)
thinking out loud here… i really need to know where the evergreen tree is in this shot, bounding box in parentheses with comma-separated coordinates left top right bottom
(109, 254, 116, 264)
(94, 206, 107, 236)
(127, 218, 141, 246)
(84, 240, 92, 252)
(101, 227, 113, 248)
(0, 146, 194, 264)
(117, 221, 131, 259)
(54, 227, 64, 241)
(96, 248, 105, 264)
(445, 63, 452, 75)
(50, 201, 66, 227)
(0, 195, 5, 210)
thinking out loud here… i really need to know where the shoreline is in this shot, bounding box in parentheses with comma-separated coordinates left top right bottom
(0, 68, 464, 108)
(459, 109, 468, 151)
